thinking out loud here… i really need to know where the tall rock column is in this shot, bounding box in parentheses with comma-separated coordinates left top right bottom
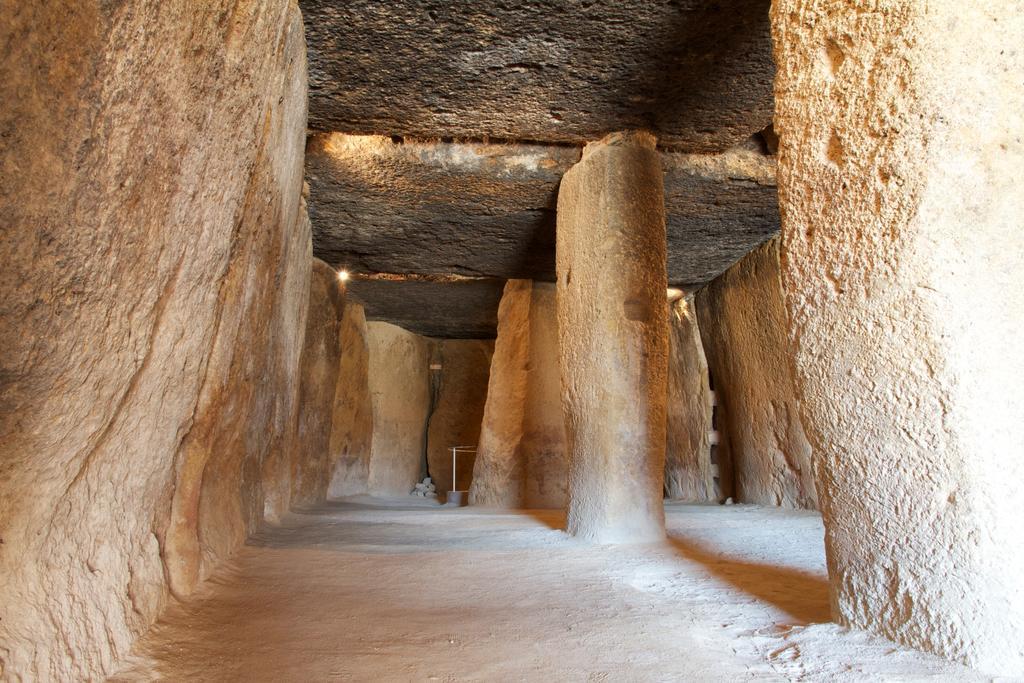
(556, 131, 668, 543)
(773, 1, 1024, 675)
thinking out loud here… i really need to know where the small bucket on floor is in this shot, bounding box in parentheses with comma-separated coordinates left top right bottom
(445, 490, 468, 507)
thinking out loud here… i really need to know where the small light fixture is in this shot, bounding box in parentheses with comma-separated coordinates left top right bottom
(338, 270, 350, 283)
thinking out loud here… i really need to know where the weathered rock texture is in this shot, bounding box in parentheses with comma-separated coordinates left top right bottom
(425, 341, 494, 495)
(0, 2, 310, 679)
(308, 135, 778, 337)
(365, 322, 431, 496)
(773, 1, 1024, 675)
(300, 0, 774, 150)
(469, 282, 570, 509)
(290, 260, 347, 507)
(695, 239, 816, 509)
(327, 302, 374, 498)
(557, 132, 668, 543)
(519, 284, 570, 509)
(469, 281, 533, 507)
(347, 276, 505, 339)
(308, 134, 778, 283)
(664, 296, 716, 501)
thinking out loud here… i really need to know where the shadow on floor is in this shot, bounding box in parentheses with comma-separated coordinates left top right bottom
(667, 535, 831, 625)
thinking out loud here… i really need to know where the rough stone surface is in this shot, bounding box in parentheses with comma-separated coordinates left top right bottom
(306, 134, 573, 280)
(469, 281, 532, 507)
(664, 296, 716, 502)
(519, 283, 570, 509)
(663, 150, 779, 286)
(469, 282, 570, 509)
(0, 2, 310, 679)
(327, 302, 374, 498)
(347, 277, 505, 339)
(695, 239, 816, 509)
(425, 341, 494, 496)
(773, 1, 1024, 675)
(300, 0, 774, 150)
(365, 322, 431, 496)
(291, 259, 347, 507)
(307, 134, 779, 286)
(308, 136, 778, 338)
(557, 132, 668, 543)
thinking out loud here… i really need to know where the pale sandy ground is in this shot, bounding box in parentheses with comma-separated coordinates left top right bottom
(112, 498, 983, 682)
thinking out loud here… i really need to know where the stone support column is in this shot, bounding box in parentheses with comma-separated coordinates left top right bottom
(556, 131, 668, 543)
(772, 2, 1024, 675)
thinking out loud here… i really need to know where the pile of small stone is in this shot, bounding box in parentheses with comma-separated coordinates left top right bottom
(411, 477, 437, 498)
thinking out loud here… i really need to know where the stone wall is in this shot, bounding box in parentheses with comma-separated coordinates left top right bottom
(519, 284, 570, 508)
(469, 281, 570, 508)
(0, 2, 311, 679)
(664, 296, 716, 502)
(426, 340, 494, 495)
(327, 302, 374, 498)
(290, 259, 347, 507)
(365, 322, 431, 496)
(695, 238, 816, 509)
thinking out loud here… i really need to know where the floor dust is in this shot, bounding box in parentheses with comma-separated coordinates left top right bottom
(111, 498, 982, 682)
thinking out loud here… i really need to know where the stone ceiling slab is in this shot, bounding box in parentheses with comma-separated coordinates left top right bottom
(300, 0, 774, 151)
(345, 277, 505, 339)
(307, 134, 779, 288)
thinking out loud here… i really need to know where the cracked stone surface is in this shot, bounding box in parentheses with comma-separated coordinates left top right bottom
(300, 0, 774, 151)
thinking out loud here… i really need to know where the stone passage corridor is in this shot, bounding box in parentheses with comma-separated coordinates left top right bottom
(112, 501, 975, 682)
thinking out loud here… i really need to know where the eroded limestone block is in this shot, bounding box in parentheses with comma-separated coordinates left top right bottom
(520, 283, 569, 509)
(301, 0, 774, 150)
(365, 322, 431, 496)
(695, 238, 815, 509)
(469, 281, 570, 509)
(556, 132, 668, 543)
(0, 2, 308, 678)
(290, 259, 347, 507)
(469, 280, 533, 507)
(664, 296, 716, 502)
(327, 302, 374, 498)
(426, 340, 494, 495)
(773, 1, 1024, 674)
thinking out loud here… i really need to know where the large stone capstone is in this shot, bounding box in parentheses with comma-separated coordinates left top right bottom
(300, 0, 774, 150)
(307, 134, 779, 337)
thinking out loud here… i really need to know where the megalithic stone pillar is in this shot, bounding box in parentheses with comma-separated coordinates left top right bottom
(772, 1, 1024, 676)
(556, 131, 668, 543)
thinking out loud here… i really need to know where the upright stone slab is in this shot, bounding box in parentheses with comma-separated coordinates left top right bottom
(327, 302, 374, 498)
(470, 280, 533, 507)
(365, 322, 431, 496)
(426, 340, 494, 496)
(556, 132, 668, 543)
(695, 238, 816, 509)
(290, 259, 347, 507)
(664, 295, 715, 502)
(773, 1, 1024, 675)
(520, 283, 570, 509)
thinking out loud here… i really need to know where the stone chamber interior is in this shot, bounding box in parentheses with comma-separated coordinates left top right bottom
(1, 1, 1022, 681)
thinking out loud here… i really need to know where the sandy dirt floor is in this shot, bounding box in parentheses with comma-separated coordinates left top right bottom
(112, 498, 981, 681)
